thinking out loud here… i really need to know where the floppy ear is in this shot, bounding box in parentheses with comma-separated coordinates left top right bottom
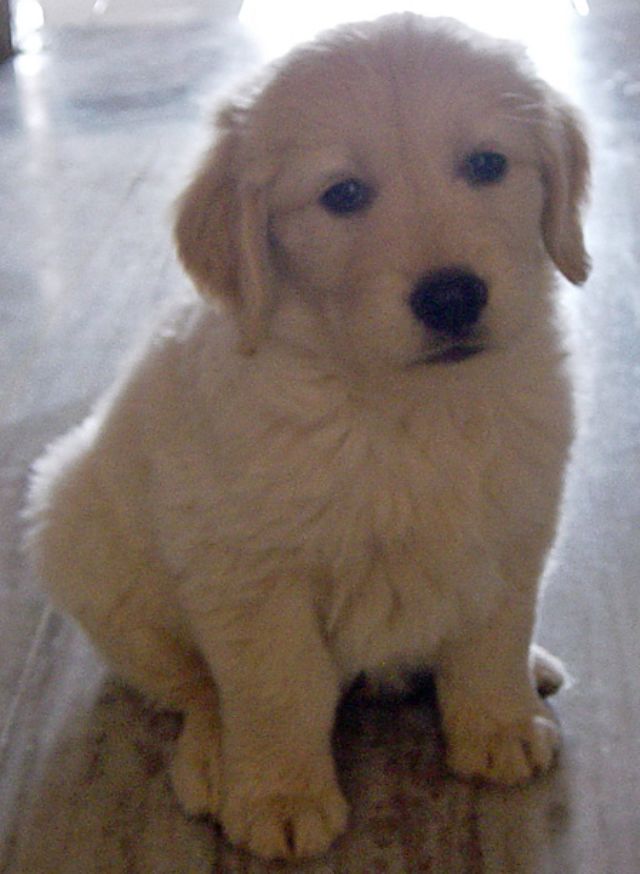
(174, 104, 271, 353)
(539, 95, 591, 285)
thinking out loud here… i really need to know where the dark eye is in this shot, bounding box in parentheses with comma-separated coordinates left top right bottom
(320, 178, 373, 215)
(462, 151, 508, 186)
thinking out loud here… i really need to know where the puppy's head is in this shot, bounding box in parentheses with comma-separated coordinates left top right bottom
(175, 14, 590, 367)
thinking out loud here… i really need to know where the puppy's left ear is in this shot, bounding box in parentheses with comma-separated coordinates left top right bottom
(539, 95, 591, 285)
(174, 102, 272, 354)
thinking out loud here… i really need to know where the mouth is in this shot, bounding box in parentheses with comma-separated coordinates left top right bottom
(422, 344, 485, 365)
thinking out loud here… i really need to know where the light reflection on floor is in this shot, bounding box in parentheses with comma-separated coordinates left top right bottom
(13, 0, 45, 52)
(14, 0, 590, 96)
(10, 0, 596, 133)
(13, 0, 242, 45)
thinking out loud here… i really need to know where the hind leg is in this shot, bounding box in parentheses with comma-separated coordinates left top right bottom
(34, 526, 222, 816)
(170, 690, 222, 816)
(92, 618, 224, 819)
(27, 435, 224, 817)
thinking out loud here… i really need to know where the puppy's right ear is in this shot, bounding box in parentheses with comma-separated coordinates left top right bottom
(174, 104, 271, 353)
(539, 95, 591, 286)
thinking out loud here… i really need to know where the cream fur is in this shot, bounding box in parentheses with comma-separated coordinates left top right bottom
(24, 13, 590, 861)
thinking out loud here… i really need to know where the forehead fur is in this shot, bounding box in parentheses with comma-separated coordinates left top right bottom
(241, 13, 547, 162)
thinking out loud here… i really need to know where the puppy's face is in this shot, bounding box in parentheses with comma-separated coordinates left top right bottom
(176, 15, 590, 370)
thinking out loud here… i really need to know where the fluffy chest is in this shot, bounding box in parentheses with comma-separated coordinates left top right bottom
(307, 411, 502, 674)
(214, 398, 501, 677)
(214, 383, 495, 559)
(152, 346, 505, 565)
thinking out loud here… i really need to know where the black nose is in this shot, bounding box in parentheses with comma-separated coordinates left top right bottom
(410, 269, 489, 337)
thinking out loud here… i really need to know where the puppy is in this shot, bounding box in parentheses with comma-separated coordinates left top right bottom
(24, 13, 589, 861)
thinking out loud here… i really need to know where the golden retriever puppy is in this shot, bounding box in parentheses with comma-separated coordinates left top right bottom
(24, 13, 589, 861)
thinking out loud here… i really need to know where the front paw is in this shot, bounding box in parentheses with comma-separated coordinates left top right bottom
(444, 703, 561, 786)
(222, 782, 349, 860)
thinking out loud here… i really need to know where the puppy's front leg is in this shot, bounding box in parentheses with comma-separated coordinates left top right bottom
(437, 586, 561, 786)
(184, 574, 347, 861)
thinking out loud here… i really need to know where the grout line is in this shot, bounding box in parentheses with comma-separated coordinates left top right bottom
(0, 602, 55, 764)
